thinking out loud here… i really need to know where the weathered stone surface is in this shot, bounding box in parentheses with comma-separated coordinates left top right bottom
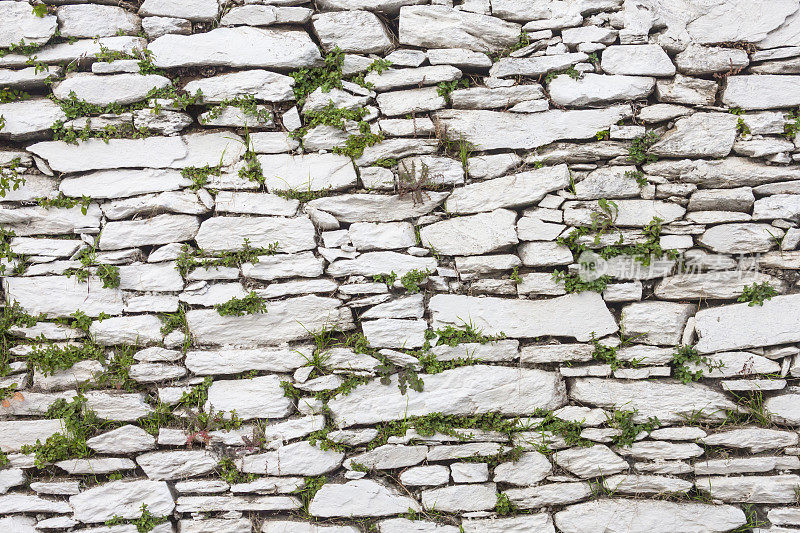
(421, 483, 497, 512)
(451, 85, 544, 109)
(186, 347, 306, 375)
(206, 376, 292, 420)
(186, 296, 354, 345)
(194, 216, 315, 253)
(494, 451, 552, 485)
(259, 153, 357, 192)
(601, 45, 676, 76)
(555, 445, 628, 478)
(220, 5, 313, 27)
(53, 73, 170, 106)
(242, 441, 343, 476)
(60, 169, 189, 199)
(137, 450, 218, 480)
(675, 45, 749, 75)
(0, 36, 145, 68)
(700, 428, 799, 453)
(434, 107, 629, 150)
(0, 494, 71, 514)
(765, 394, 800, 425)
(655, 271, 784, 300)
(694, 294, 800, 353)
(445, 165, 570, 214)
(697, 223, 780, 254)
(98, 214, 199, 250)
(4, 276, 123, 318)
(490, 53, 588, 78)
(140, 0, 219, 21)
(28, 133, 243, 173)
(376, 86, 447, 116)
(621, 302, 695, 346)
(569, 379, 738, 423)
(555, 500, 745, 533)
(149, 27, 321, 68)
(0, 419, 65, 453)
(184, 70, 294, 103)
(549, 74, 654, 107)
(722, 75, 800, 110)
(307, 192, 448, 223)
(696, 475, 800, 504)
(313, 10, 391, 53)
(0, 1, 56, 47)
(328, 251, 437, 277)
(87, 425, 155, 454)
(70, 480, 174, 522)
(309, 480, 420, 517)
(242, 252, 324, 281)
(365, 65, 461, 92)
(0, 99, 66, 140)
(430, 292, 617, 341)
(419, 209, 518, 256)
(462, 515, 555, 533)
(505, 482, 592, 510)
(650, 113, 737, 158)
(328, 365, 566, 427)
(57, 4, 140, 38)
(399, 5, 520, 53)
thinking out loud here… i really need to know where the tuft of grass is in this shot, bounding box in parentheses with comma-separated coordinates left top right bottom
(625, 169, 648, 187)
(436, 79, 470, 104)
(214, 291, 267, 317)
(175, 239, 277, 278)
(290, 47, 344, 106)
(671, 345, 722, 384)
(495, 493, 518, 516)
(105, 503, 168, 533)
(21, 395, 108, 468)
(294, 476, 327, 517)
(627, 132, 660, 165)
(428, 321, 505, 347)
(0, 157, 26, 198)
(181, 165, 221, 191)
(217, 456, 255, 485)
(606, 409, 660, 447)
(552, 270, 611, 294)
(737, 282, 777, 306)
(26, 341, 104, 376)
(401, 269, 432, 294)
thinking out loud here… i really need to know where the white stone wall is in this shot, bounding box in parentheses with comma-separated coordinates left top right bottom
(1, 0, 800, 531)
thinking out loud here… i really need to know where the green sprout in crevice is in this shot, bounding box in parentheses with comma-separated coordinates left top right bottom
(21, 394, 110, 468)
(214, 291, 267, 317)
(737, 282, 778, 306)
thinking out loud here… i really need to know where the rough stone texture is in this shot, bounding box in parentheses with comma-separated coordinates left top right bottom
(555, 500, 745, 533)
(328, 366, 566, 427)
(569, 379, 738, 423)
(694, 295, 800, 353)
(309, 480, 420, 517)
(399, 5, 521, 53)
(434, 107, 629, 150)
(69, 480, 174, 522)
(149, 28, 321, 68)
(430, 293, 617, 341)
(4, 1, 800, 529)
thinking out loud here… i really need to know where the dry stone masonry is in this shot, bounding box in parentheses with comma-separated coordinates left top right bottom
(2, 0, 800, 532)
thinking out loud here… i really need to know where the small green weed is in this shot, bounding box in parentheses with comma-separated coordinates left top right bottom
(214, 291, 266, 317)
(737, 282, 777, 306)
(627, 132, 659, 165)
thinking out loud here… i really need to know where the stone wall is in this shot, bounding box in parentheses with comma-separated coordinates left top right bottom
(1, 0, 800, 532)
